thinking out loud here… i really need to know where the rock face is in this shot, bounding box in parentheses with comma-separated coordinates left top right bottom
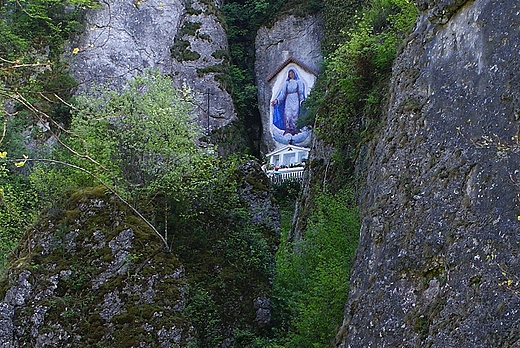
(0, 158, 280, 346)
(68, 0, 235, 131)
(0, 187, 192, 347)
(255, 14, 324, 153)
(336, 1, 520, 347)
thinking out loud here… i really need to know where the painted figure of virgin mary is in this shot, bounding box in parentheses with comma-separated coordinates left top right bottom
(271, 68, 305, 136)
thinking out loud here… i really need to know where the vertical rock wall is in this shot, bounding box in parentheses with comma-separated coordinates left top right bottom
(337, 0, 520, 346)
(68, 0, 235, 131)
(255, 14, 324, 153)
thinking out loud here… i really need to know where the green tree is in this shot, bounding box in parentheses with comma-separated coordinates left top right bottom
(300, 0, 417, 190)
(273, 188, 360, 347)
(30, 70, 214, 248)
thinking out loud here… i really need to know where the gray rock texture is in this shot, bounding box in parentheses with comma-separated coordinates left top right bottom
(68, 0, 235, 131)
(238, 160, 281, 235)
(337, 0, 520, 347)
(255, 14, 324, 153)
(0, 187, 191, 347)
(0, 158, 280, 346)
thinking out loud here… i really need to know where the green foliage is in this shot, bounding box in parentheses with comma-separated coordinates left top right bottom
(272, 188, 360, 347)
(259, 0, 323, 19)
(181, 21, 202, 36)
(272, 178, 301, 210)
(0, 186, 190, 346)
(31, 69, 212, 236)
(3, 63, 278, 343)
(0, 165, 40, 269)
(329, 0, 417, 78)
(184, 287, 224, 346)
(197, 63, 233, 93)
(220, 0, 323, 153)
(0, 116, 41, 269)
(302, 0, 417, 188)
(0, 0, 100, 123)
(0, 0, 97, 58)
(268, 3, 417, 344)
(172, 157, 278, 344)
(321, 0, 365, 54)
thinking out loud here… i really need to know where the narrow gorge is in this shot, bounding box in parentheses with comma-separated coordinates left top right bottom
(1, 0, 520, 347)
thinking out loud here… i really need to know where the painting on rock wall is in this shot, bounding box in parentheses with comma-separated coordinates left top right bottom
(268, 58, 317, 147)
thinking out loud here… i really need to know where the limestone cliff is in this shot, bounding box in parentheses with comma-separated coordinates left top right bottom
(0, 187, 192, 347)
(337, 0, 520, 346)
(255, 14, 324, 153)
(68, 0, 235, 131)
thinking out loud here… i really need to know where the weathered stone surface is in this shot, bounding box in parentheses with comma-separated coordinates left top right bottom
(337, 0, 520, 346)
(0, 187, 191, 347)
(255, 14, 324, 153)
(0, 303, 15, 347)
(68, 0, 235, 131)
(169, 0, 237, 131)
(253, 294, 271, 327)
(68, 0, 182, 87)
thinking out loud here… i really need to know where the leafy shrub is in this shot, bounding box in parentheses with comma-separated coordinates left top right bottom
(0, 116, 42, 269)
(273, 188, 360, 347)
(30, 69, 213, 243)
(272, 178, 301, 210)
(0, 165, 40, 269)
(301, 0, 417, 189)
(172, 157, 278, 345)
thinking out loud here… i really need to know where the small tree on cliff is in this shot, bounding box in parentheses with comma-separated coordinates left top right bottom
(31, 69, 214, 246)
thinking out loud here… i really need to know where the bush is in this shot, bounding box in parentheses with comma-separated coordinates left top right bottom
(0, 166, 40, 269)
(172, 157, 278, 345)
(0, 116, 41, 269)
(273, 188, 360, 347)
(301, 0, 417, 189)
(272, 179, 301, 210)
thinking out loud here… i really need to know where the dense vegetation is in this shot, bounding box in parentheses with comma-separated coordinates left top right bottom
(0, 0, 101, 267)
(307, 0, 418, 187)
(270, 186, 360, 347)
(0, 0, 417, 346)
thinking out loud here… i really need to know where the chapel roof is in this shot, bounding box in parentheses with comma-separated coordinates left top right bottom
(266, 144, 310, 157)
(266, 56, 319, 82)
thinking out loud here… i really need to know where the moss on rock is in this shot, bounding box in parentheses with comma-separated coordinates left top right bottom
(0, 187, 191, 347)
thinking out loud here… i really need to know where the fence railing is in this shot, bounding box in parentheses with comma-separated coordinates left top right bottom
(267, 167, 305, 184)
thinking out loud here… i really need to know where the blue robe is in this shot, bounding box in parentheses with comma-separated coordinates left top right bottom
(272, 69, 305, 135)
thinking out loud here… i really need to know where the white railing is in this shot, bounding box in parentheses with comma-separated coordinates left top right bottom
(267, 167, 305, 184)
